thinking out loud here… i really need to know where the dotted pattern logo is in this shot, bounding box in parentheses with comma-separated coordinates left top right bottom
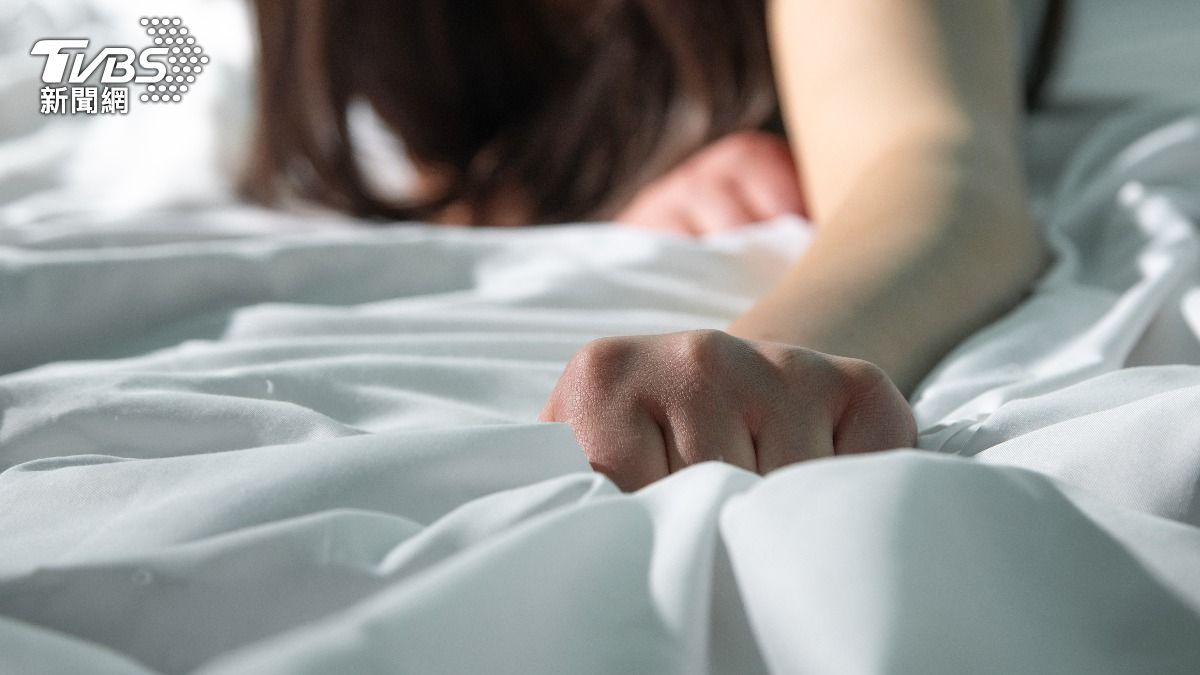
(138, 17, 208, 104)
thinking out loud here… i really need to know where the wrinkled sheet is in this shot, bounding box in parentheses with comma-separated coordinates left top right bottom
(1, 106, 1200, 673)
(5, 2, 1200, 673)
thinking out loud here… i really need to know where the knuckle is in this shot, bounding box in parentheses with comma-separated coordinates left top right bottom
(775, 351, 894, 408)
(673, 329, 730, 371)
(836, 358, 916, 440)
(663, 331, 742, 403)
(565, 338, 633, 387)
(774, 345, 828, 379)
(748, 345, 793, 389)
(837, 358, 893, 395)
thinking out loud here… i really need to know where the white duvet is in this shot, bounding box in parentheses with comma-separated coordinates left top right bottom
(4, 3, 1200, 674)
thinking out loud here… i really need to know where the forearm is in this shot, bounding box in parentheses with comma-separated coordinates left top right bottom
(729, 138, 1047, 394)
(739, 0, 1047, 393)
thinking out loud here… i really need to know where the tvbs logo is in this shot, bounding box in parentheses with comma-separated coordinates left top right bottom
(31, 17, 208, 115)
(32, 39, 169, 86)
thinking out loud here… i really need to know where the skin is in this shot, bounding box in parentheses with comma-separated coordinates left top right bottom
(544, 0, 1049, 491)
(540, 330, 916, 492)
(617, 131, 806, 236)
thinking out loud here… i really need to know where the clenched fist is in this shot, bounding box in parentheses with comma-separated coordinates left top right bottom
(541, 330, 916, 491)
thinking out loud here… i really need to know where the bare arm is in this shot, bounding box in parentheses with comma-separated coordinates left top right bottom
(730, 0, 1048, 393)
(543, 0, 1047, 489)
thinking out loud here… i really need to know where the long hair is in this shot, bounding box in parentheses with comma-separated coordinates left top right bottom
(241, 1, 1066, 226)
(240, 1, 777, 225)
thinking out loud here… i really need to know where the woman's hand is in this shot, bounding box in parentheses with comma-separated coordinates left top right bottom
(616, 131, 806, 236)
(540, 330, 916, 491)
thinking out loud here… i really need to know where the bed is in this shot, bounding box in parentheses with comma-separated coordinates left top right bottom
(3, 1, 1200, 673)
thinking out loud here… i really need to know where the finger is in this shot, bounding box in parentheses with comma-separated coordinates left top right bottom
(619, 205, 699, 237)
(738, 343, 837, 473)
(833, 395, 916, 456)
(543, 381, 672, 491)
(659, 402, 757, 473)
(831, 363, 917, 456)
(585, 411, 670, 492)
(538, 378, 567, 422)
(752, 412, 835, 475)
(686, 181, 758, 234)
(737, 160, 806, 221)
(656, 208, 703, 237)
(557, 395, 669, 491)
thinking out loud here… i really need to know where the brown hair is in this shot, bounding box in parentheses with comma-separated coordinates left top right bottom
(241, 1, 1066, 226)
(241, 1, 777, 225)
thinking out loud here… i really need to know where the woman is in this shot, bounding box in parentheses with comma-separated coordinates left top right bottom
(244, 1, 1064, 490)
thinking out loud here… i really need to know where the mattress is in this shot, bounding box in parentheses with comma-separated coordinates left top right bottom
(3, 2, 1200, 673)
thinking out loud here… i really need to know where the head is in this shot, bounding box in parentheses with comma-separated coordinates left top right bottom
(242, 0, 778, 225)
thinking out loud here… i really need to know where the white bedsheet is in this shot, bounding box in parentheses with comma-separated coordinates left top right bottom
(2, 107, 1200, 673)
(4, 3, 1200, 674)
